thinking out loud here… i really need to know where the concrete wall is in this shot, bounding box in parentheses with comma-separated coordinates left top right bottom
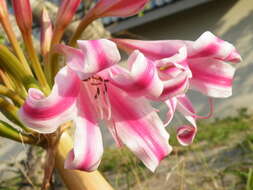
(129, 0, 253, 117)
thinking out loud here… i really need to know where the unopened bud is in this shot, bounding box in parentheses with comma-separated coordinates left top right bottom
(40, 8, 53, 56)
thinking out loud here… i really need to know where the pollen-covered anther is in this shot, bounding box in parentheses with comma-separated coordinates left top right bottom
(85, 76, 109, 99)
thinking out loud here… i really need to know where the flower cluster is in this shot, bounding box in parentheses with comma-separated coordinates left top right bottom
(19, 32, 241, 172)
(0, 0, 241, 173)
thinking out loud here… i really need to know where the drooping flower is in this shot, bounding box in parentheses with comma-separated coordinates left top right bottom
(18, 32, 241, 172)
(19, 39, 172, 172)
(112, 31, 241, 145)
(112, 31, 242, 98)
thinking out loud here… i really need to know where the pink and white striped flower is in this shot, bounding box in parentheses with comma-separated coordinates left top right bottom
(112, 31, 242, 98)
(112, 31, 241, 145)
(19, 39, 172, 172)
(18, 32, 241, 171)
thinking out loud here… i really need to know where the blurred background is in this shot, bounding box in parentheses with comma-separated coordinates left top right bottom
(0, 0, 253, 189)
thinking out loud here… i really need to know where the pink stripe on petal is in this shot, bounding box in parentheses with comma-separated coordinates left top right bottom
(110, 51, 163, 98)
(56, 40, 120, 80)
(19, 67, 81, 133)
(113, 32, 242, 66)
(189, 58, 235, 98)
(224, 50, 242, 63)
(75, 39, 121, 79)
(65, 85, 103, 171)
(113, 38, 185, 60)
(107, 84, 172, 172)
(177, 125, 197, 146)
(159, 73, 189, 100)
(189, 31, 242, 63)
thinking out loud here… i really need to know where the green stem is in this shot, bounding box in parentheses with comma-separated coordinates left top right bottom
(9, 75, 28, 99)
(0, 85, 24, 106)
(0, 120, 36, 145)
(0, 16, 33, 75)
(0, 68, 16, 91)
(0, 97, 28, 131)
(23, 34, 51, 95)
(0, 45, 39, 90)
(45, 27, 67, 85)
(68, 12, 95, 46)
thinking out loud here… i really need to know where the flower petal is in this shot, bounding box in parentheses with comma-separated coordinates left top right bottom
(55, 39, 121, 80)
(189, 58, 236, 98)
(109, 50, 163, 98)
(112, 38, 185, 61)
(19, 67, 81, 133)
(65, 85, 103, 171)
(176, 95, 196, 126)
(176, 125, 197, 146)
(188, 31, 242, 63)
(164, 98, 177, 127)
(156, 47, 190, 79)
(107, 84, 172, 172)
(113, 32, 242, 64)
(159, 72, 190, 100)
(175, 95, 197, 146)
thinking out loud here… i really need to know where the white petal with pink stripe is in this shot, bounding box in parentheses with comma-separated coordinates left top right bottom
(109, 50, 163, 98)
(65, 85, 103, 171)
(107, 84, 172, 172)
(19, 67, 81, 133)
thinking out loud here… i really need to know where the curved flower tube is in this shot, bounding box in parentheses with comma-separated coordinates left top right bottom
(112, 31, 242, 98)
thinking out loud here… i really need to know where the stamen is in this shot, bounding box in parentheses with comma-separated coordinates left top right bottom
(91, 82, 103, 85)
(105, 94, 112, 120)
(82, 78, 91, 81)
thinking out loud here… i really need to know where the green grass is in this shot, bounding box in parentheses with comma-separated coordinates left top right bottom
(195, 108, 252, 146)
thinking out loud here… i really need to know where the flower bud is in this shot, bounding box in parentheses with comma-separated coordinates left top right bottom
(54, 0, 81, 30)
(91, 0, 148, 18)
(12, 0, 33, 34)
(0, 0, 8, 21)
(40, 8, 53, 56)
